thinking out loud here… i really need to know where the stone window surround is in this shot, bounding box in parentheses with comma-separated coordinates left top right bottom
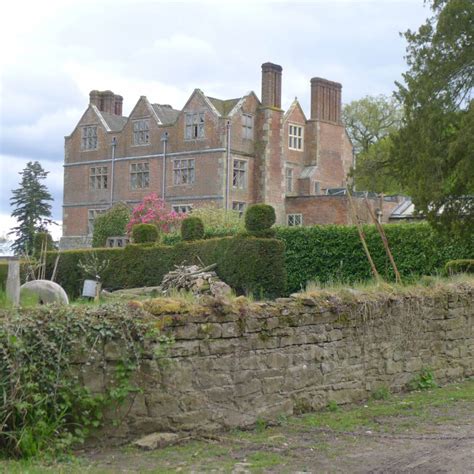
(87, 208, 107, 235)
(286, 167, 293, 193)
(287, 213, 303, 227)
(172, 204, 193, 214)
(185, 111, 205, 140)
(232, 158, 247, 189)
(89, 166, 108, 190)
(242, 113, 254, 140)
(232, 201, 246, 216)
(130, 162, 150, 190)
(173, 158, 195, 185)
(288, 123, 304, 151)
(132, 118, 150, 146)
(81, 125, 98, 151)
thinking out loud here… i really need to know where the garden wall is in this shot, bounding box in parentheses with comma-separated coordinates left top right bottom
(83, 281, 474, 439)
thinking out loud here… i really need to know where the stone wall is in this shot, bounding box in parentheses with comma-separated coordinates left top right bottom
(87, 282, 473, 438)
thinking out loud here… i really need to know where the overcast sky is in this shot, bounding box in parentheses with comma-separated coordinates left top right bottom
(0, 0, 430, 240)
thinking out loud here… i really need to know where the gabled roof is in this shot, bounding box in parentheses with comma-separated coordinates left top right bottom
(151, 104, 180, 125)
(283, 98, 307, 122)
(206, 96, 241, 116)
(100, 112, 128, 132)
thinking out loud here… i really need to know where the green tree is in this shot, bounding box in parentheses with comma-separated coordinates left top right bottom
(9, 161, 54, 255)
(92, 203, 131, 247)
(342, 95, 403, 193)
(392, 0, 474, 236)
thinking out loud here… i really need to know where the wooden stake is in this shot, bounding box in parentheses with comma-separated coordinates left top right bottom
(346, 188, 381, 282)
(6, 258, 20, 306)
(364, 196, 402, 284)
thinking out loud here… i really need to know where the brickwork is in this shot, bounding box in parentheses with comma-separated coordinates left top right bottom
(62, 62, 357, 247)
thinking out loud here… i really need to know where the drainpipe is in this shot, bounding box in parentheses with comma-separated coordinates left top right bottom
(110, 137, 117, 207)
(161, 132, 169, 201)
(225, 120, 231, 210)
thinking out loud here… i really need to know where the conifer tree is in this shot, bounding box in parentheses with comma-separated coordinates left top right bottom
(9, 161, 54, 255)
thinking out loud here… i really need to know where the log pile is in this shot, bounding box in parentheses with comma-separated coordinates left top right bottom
(160, 264, 231, 298)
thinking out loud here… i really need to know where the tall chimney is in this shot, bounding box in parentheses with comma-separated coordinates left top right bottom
(89, 90, 123, 115)
(89, 90, 101, 109)
(114, 95, 123, 116)
(261, 62, 282, 108)
(310, 77, 342, 123)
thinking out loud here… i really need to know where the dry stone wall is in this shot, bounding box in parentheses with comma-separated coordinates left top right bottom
(89, 282, 473, 438)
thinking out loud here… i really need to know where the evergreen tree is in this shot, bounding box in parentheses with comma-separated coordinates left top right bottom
(9, 161, 54, 255)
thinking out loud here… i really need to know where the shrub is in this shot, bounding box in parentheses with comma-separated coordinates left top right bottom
(245, 204, 276, 234)
(126, 193, 184, 235)
(132, 223, 159, 244)
(181, 217, 205, 241)
(92, 203, 131, 247)
(445, 259, 474, 275)
(33, 232, 54, 257)
(189, 205, 244, 232)
(46, 236, 286, 299)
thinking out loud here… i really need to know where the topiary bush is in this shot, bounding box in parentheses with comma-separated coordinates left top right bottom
(33, 232, 54, 257)
(132, 223, 159, 244)
(92, 203, 131, 247)
(245, 204, 276, 236)
(181, 216, 205, 241)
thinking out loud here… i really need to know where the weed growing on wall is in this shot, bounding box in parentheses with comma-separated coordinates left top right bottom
(0, 302, 169, 458)
(407, 368, 437, 391)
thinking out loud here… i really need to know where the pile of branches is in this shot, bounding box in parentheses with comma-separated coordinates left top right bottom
(160, 263, 231, 297)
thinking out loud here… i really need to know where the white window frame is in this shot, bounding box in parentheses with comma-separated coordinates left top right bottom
(242, 113, 254, 140)
(81, 125, 98, 151)
(172, 204, 193, 214)
(130, 162, 150, 189)
(286, 167, 293, 193)
(185, 112, 205, 140)
(87, 208, 107, 235)
(173, 159, 195, 185)
(232, 201, 246, 217)
(232, 159, 247, 189)
(288, 123, 304, 151)
(287, 214, 303, 227)
(89, 166, 108, 190)
(132, 119, 150, 145)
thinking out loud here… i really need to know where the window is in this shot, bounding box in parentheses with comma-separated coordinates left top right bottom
(81, 126, 98, 150)
(173, 159, 195, 185)
(89, 166, 108, 190)
(242, 113, 254, 140)
(185, 112, 205, 139)
(286, 167, 293, 193)
(288, 124, 303, 151)
(233, 159, 247, 189)
(133, 119, 150, 145)
(172, 204, 193, 214)
(130, 162, 150, 189)
(314, 181, 321, 195)
(232, 201, 246, 217)
(287, 214, 303, 227)
(87, 209, 106, 234)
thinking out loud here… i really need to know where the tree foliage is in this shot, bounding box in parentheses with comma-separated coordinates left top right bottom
(342, 95, 403, 193)
(92, 203, 131, 247)
(392, 0, 474, 236)
(9, 161, 54, 255)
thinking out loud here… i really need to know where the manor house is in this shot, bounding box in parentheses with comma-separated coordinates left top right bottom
(61, 62, 397, 249)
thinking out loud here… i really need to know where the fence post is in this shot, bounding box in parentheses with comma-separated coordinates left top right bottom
(6, 257, 20, 306)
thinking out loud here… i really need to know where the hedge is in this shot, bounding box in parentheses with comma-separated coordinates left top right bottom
(276, 223, 474, 293)
(445, 259, 474, 275)
(45, 236, 286, 299)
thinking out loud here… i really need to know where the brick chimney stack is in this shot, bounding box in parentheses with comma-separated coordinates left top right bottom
(310, 78, 342, 123)
(89, 90, 123, 116)
(261, 62, 282, 108)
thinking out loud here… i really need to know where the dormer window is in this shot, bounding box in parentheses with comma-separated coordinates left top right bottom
(288, 124, 303, 151)
(81, 126, 98, 150)
(185, 112, 205, 139)
(133, 119, 150, 145)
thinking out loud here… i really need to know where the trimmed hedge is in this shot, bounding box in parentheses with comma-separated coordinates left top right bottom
(46, 236, 286, 299)
(245, 204, 276, 233)
(276, 223, 474, 293)
(132, 223, 159, 243)
(445, 259, 474, 275)
(181, 217, 205, 241)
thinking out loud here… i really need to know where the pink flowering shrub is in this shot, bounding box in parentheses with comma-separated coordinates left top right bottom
(126, 193, 184, 235)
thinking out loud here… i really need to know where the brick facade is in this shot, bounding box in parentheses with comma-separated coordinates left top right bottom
(61, 63, 375, 247)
